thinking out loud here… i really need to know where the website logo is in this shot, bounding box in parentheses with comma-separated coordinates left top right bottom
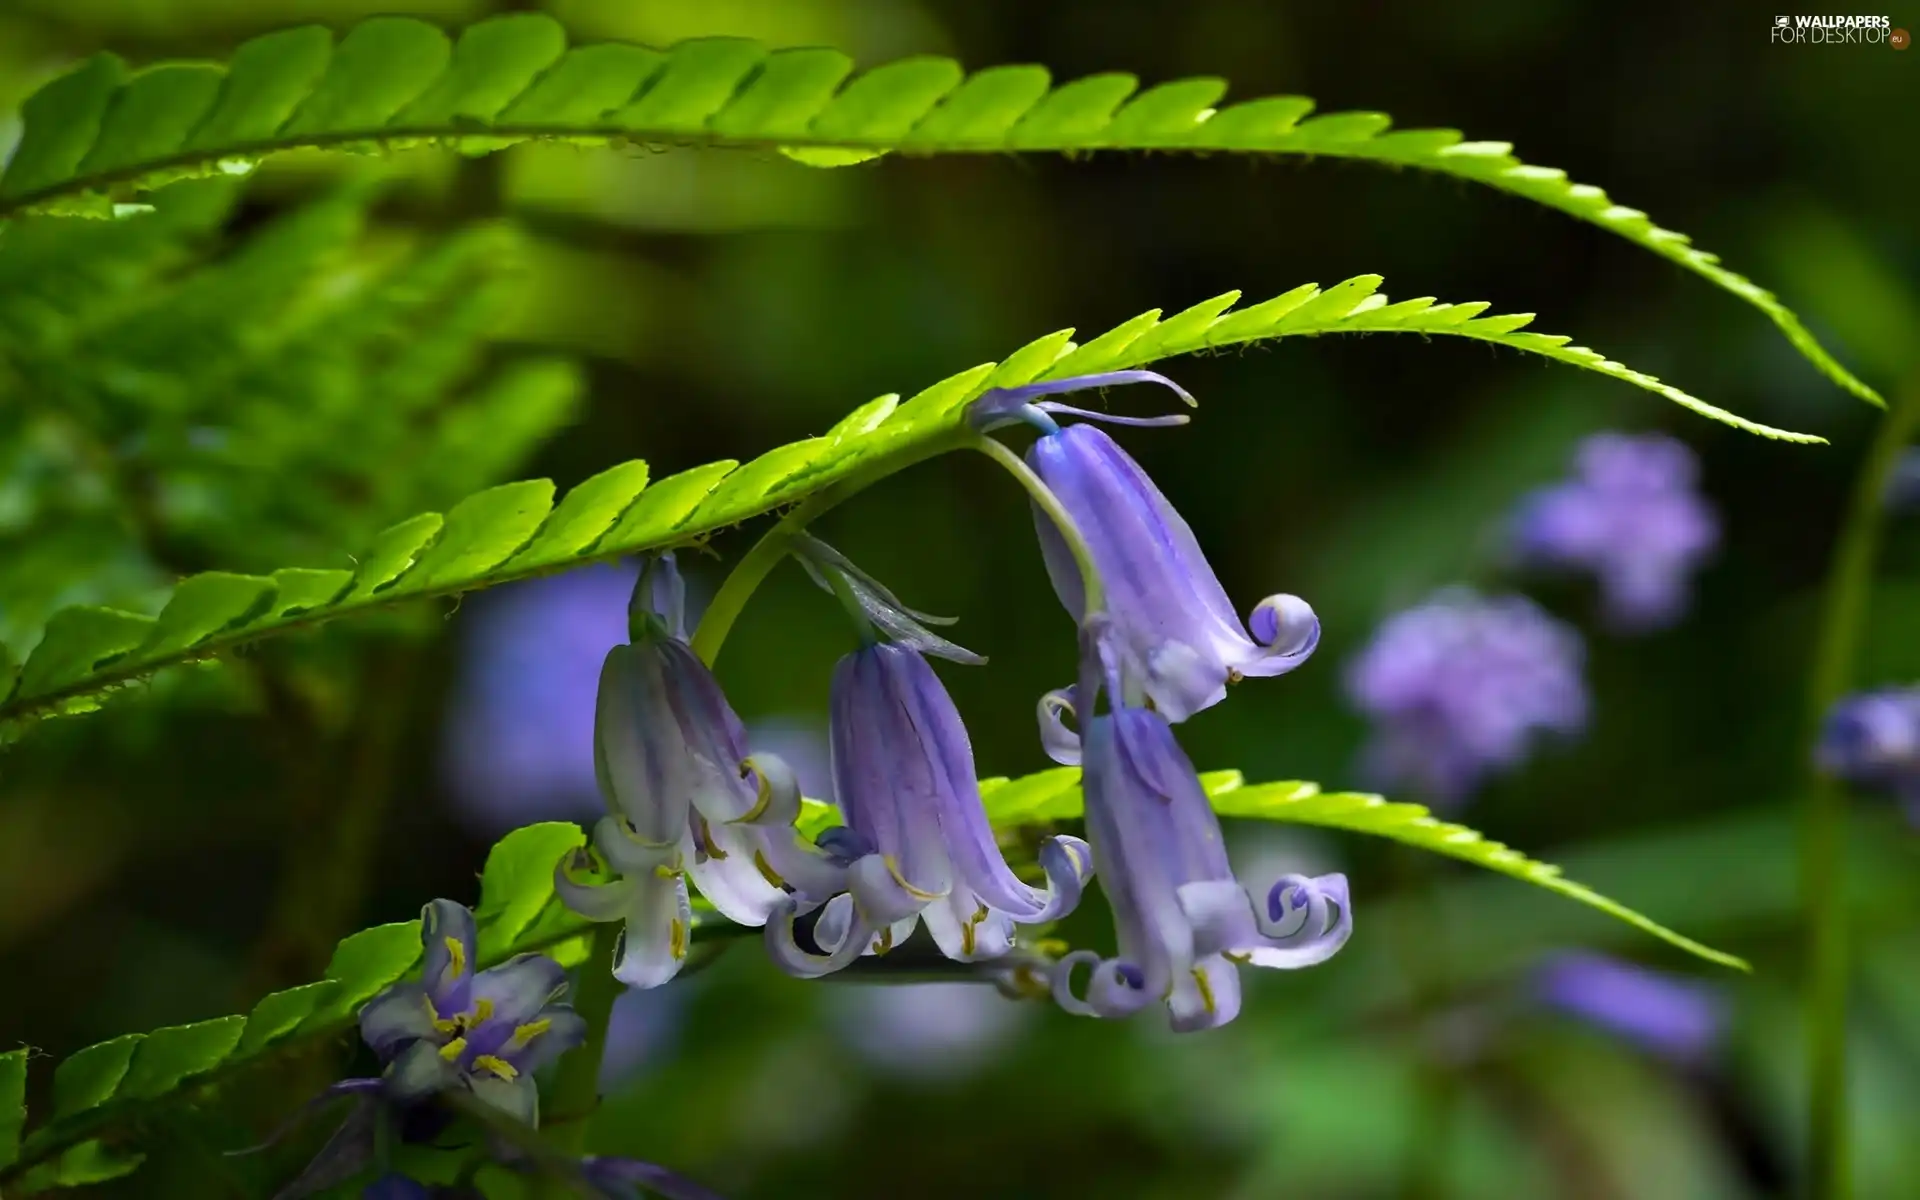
(1770, 14, 1904, 45)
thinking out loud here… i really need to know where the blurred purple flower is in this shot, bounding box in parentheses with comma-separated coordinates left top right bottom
(830, 983, 1032, 1081)
(1535, 952, 1726, 1063)
(1345, 590, 1588, 805)
(1885, 448, 1920, 511)
(441, 564, 636, 831)
(1816, 687, 1920, 821)
(1513, 432, 1719, 631)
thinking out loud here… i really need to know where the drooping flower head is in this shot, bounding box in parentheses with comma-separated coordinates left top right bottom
(969, 372, 1319, 722)
(554, 554, 844, 989)
(766, 547, 1092, 976)
(1345, 590, 1588, 806)
(1816, 686, 1920, 821)
(357, 900, 587, 1126)
(1533, 952, 1726, 1064)
(1512, 432, 1719, 631)
(1041, 622, 1351, 1032)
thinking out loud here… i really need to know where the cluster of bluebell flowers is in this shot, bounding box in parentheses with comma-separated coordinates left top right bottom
(549, 370, 1353, 1033)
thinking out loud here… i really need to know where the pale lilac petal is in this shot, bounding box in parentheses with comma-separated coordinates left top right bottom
(766, 896, 873, 978)
(420, 899, 477, 1015)
(358, 983, 435, 1060)
(554, 848, 640, 923)
(1038, 685, 1083, 765)
(611, 871, 692, 990)
(470, 954, 568, 1029)
(467, 1074, 539, 1126)
(385, 1039, 458, 1102)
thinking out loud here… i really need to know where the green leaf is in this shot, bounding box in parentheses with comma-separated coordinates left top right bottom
(979, 770, 1746, 971)
(394, 480, 555, 594)
(0, 1048, 26, 1172)
(0, 18, 1872, 404)
(236, 982, 340, 1056)
(16, 1140, 145, 1190)
(0, 275, 1820, 734)
(474, 822, 588, 954)
(301, 921, 424, 1030)
(49, 1036, 142, 1122)
(114, 1018, 245, 1100)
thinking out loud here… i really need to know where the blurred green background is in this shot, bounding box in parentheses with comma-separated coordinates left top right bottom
(0, 1, 1916, 1196)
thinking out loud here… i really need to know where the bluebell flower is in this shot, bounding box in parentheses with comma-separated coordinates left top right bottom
(766, 641, 1094, 977)
(1345, 590, 1588, 805)
(1817, 687, 1920, 820)
(555, 555, 846, 987)
(1534, 952, 1726, 1063)
(1513, 432, 1719, 631)
(969, 372, 1320, 722)
(357, 900, 586, 1125)
(1041, 624, 1351, 1032)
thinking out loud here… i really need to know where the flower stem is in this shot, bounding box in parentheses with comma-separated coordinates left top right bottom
(541, 923, 622, 1162)
(1804, 380, 1920, 1200)
(968, 433, 1106, 620)
(690, 492, 835, 668)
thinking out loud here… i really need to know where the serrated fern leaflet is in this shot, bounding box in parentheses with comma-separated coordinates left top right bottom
(0, 765, 1740, 1184)
(0, 276, 1818, 735)
(0, 14, 1876, 405)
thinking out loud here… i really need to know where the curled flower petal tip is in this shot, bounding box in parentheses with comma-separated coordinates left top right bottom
(966, 369, 1198, 433)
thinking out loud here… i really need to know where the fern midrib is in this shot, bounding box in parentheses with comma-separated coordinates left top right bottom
(0, 430, 966, 727)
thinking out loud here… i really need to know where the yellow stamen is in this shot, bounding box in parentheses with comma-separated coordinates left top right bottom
(1191, 968, 1217, 1016)
(442, 935, 467, 980)
(960, 920, 976, 957)
(509, 1019, 551, 1051)
(732, 760, 775, 824)
(873, 926, 894, 955)
(885, 856, 945, 902)
(654, 863, 678, 880)
(971, 904, 989, 925)
(1225, 950, 1253, 965)
(753, 849, 786, 889)
(669, 918, 687, 961)
(471, 1054, 518, 1081)
(695, 814, 728, 860)
(438, 1036, 468, 1062)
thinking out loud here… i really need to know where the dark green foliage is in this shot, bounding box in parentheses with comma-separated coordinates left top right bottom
(0, 15, 1876, 406)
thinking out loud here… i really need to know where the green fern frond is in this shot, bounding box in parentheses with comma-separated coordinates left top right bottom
(0, 759, 1741, 1184)
(980, 769, 1746, 971)
(0, 14, 1877, 405)
(0, 274, 1818, 734)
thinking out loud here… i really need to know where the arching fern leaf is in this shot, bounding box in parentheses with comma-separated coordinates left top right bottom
(980, 769, 1745, 970)
(0, 274, 1820, 734)
(0, 764, 1741, 1188)
(0, 14, 1877, 405)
